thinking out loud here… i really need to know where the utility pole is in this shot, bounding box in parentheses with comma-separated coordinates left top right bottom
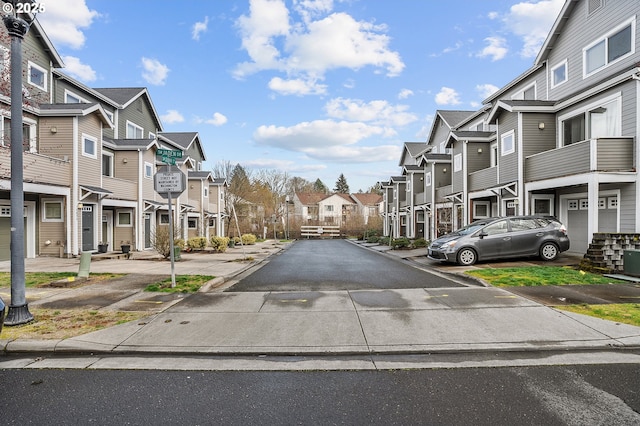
(4, 2, 34, 325)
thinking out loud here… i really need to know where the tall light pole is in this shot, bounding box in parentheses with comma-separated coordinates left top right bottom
(3, 3, 33, 325)
(285, 195, 290, 240)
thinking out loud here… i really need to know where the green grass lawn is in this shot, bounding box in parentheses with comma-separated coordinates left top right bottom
(144, 275, 216, 293)
(0, 272, 122, 287)
(558, 304, 640, 327)
(465, 266, 626, 287)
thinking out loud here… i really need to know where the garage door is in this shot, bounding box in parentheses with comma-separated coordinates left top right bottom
(567, 202, 588, 254)
(0, 217, 27, 261)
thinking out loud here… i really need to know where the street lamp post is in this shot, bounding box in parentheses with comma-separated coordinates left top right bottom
(3, 7, 34, 325)
(285, 195, 289, 240)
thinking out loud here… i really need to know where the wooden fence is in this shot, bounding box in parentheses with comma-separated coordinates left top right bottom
(300, 225, 341, 238)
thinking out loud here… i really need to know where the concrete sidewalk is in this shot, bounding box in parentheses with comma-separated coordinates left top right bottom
(2, 240, 640, 357)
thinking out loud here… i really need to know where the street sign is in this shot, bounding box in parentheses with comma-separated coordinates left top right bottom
(157, 149, 182, 165)
(157, 149, 183, 158)
(154, 167, 186, 198)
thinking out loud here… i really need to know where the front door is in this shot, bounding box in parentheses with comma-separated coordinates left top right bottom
(144, 213, 151, 248)
(82, 205, 94, 251)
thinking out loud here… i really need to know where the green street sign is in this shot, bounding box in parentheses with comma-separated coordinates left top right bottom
(157, 149, 183, 159)
(160, 156, 176, 165)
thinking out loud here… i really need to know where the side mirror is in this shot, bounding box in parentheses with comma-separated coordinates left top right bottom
(477, 231, 488, 239)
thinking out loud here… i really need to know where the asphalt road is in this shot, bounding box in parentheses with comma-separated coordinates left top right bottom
(228, 239, 463, 291)
(1, 364, 639, 425)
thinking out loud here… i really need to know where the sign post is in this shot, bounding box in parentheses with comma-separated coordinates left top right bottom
(154, 164, 186, 288)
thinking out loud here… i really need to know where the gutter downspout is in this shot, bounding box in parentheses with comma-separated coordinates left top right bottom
(72, 116, 79, 256)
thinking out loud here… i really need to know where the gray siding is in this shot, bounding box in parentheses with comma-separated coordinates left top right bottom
(452, 143, 463, 193)
(618, 183, 636, 233)
(597, 138, 634, 170)
(119, 96, 159, 138)
(496, 111, 518, 184)
(522, 113, 556, 157)
(547, 1, 640, 101)
(467, 142, 491, 173)
(431, 118, 452, 148)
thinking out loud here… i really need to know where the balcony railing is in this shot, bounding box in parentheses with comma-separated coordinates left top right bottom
(468, 167, 497, 192)
(414, 191, 427, 205)
(434, 185, 451, 203)
(103, 176, 137, 200)
(525, 137, 634, 182)
(0, 147, 72, 186)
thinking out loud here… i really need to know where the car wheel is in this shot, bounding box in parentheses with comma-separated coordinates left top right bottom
(539, 242, 559, 261)
(457, 248, 477, 266)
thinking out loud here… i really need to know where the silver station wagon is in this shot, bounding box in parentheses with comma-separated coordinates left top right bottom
(428, 216, 570, 266)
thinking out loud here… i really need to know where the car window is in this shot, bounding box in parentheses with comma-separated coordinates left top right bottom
(510, 218, 539, 231)
(482, 220, 509, 236)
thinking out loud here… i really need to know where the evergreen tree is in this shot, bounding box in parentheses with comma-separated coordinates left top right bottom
(334, 173, 350, 194)
(313, 178, 329, 194)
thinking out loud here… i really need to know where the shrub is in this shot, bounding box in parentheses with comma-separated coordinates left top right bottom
(241, 234, 257, 245)
(379, 236, 390, 245)
(366, 235, 380, 243)
(210, 236, 230, 253)
(187, 237, 208, 250)
(412, 238, 429, 248)
(174, 238, 185, 250)
(391, 237, 411, 249)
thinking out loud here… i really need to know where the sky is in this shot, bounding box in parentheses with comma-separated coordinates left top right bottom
(36, 0, 565, 192)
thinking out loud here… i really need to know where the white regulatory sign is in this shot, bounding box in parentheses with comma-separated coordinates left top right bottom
(154, 171, 186, 195)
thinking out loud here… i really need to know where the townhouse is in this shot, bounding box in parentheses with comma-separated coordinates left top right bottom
(0, 11, 226, 260)
(383, 0, 640, 256)
(293, 192, 382, 227)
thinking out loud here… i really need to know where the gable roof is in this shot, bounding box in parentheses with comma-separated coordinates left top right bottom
(535, 0, 580, 65)
(295, 192, 327, 205)
(39, 103, 113, 127)
(159, 132, 206, 161)
(93, 87, 163, 132)
(103, 137, 158, 150)
(30, 18, 64, 68)
(188, 171, 213, 182)
(351, 193, 383, 205)
(52, 70, 120, 108)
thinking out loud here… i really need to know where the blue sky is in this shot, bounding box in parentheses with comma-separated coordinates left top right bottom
(38, 0, 564, 192)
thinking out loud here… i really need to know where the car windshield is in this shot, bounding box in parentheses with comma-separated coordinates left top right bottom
(454, 221, 489, 236)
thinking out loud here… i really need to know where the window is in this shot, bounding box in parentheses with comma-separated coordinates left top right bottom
(425, 172, 432, 187)
(439, 141, 447, 154)
(598, 198, 606, 209)
(584, 19, 634, 77)
(504, 200, 517, 216)
(82, 134, 97, 158)
(204, 187, 208, 197)
(579, 199, 589, 210)
(551, 60, 567, 87)
(483, 219, 509, 236)
(568, 200, 578, 210)
(117, 211, 132, 226)
(105, 111, 114, 124)
(149, 132, 156, 140)
(608, 196, 618, 209)
(42, 200, 63, 222)
(160, 213, 169, 224)
(501, 130, 515, 156)
(65, 90, 85, 103)
(589, 99, 620, 138)
(27, 61, 47, 90)
(510, 218, 539, 231)
(144, 162, 153, 179)
(512, 83, 536, 100)
(473, 201, 490, 219)
(102, 152, 114, 177)
(325, 205, 334, 212)
(490, 142, 498, 167)
(562, 113, 585, 145)
(126, 121, 143, 139)
(188, 218, 197, 229)
(454, 153, 462, 172)
(533, 197, 553, 216)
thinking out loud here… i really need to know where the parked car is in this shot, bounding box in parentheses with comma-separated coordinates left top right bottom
(428, 216, 570, 266)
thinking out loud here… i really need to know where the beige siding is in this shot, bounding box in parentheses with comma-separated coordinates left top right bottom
(102, 176, 137, 200)
(76, 115, 103, 187)
(39, 220, 66, 256)
(0, 148, 71, 186)
(38, 117, 74, 161)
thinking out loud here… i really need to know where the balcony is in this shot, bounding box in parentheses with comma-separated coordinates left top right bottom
(103, 175, 137, 200)
(434, 185, 451, 203)
(525, 137, 634, 182)
(414, 191, 427, 205)
(468, 167, 497, 192)
(0, 147, 71, 186)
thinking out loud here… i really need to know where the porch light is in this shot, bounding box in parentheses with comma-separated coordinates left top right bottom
(538, 122, 545, 130)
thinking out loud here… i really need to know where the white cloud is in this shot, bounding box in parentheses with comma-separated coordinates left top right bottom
(234, 0, 404, 90)
(435, 87, 461, 105)
(243, 158, 326, 172)
(477, 36, 508, 61)
(255, 119, 390, 148)
(196, 112, 228, 127)
(398, 89, 413, 99)
(161, 110, 185, 124)
(36, 0, 99, 49)
(504, 0, 565, 58)
(192, 16, 209, 40)
(302, 144, 401, 163)
(325, 98, 417, 127)
(268, 77, 327, 95)
(476, 83, 499, 100)
(61, 56, 96, 82)
(141, 57, 169, 85)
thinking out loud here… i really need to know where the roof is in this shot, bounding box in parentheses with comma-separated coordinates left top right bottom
(438, 110, 477, 129)
(103, 137, 158, 150)
(188, 171, 213, 181)
(39, 103, 113, 127)
(159, 132, 206, 161)
(351, 193, 383, 205)
(487, 99, 557, 123)
(52, 70, 120, 108)
(295, 192, 328, 205)
(93, 88, 147, 106)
